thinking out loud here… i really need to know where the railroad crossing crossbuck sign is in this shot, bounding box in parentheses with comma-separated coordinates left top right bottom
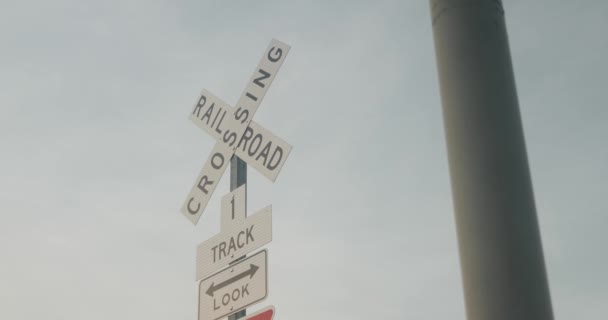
(181, 39, 291, 225)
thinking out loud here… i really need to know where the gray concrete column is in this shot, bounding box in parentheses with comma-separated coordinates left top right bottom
(428, 1, 554, 319)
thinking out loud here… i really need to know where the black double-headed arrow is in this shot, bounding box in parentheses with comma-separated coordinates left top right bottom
(206, 264, 259, 297)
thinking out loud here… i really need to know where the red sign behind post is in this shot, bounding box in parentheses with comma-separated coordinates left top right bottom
(245, 306, 274, 320)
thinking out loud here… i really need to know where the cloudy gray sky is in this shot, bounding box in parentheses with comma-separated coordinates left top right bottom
(1, 0, 606, 319)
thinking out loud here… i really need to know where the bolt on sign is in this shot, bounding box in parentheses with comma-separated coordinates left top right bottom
(198, 250, 268, 320)
(181, 39, 291, 225)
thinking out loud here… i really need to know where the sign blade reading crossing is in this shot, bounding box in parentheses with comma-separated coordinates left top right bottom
(181, 142, 234, 224)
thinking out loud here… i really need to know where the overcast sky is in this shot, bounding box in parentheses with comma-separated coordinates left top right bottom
(1, 1, 606, 319)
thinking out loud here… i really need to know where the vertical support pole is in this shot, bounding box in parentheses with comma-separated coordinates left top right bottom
(428, 1, 554, 320)
(231, 155, 247, 191)
(228, 156, 247, 320)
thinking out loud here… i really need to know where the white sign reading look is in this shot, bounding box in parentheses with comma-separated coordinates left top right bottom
(196, 184, 272, 280)
(181, 39, 290, 225)
(198, 249, 268, 320)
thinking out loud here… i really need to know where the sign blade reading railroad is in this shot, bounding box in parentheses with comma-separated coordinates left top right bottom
(181, 39, 291, 225)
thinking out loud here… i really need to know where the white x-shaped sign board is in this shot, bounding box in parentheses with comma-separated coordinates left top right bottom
(196, 184, 272, 280)
(181, 39, 290, 225)
(190, 90, 292, 183)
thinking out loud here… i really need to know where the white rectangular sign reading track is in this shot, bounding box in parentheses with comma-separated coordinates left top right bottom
(196, 205, 272, 280)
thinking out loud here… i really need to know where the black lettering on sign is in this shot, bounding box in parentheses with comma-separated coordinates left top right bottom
(237, 127, 254, 151)
(197, 175, 213, 194)
(231, 288, 240, 301)
(253, 69, 270, 88)
(246, 92, 258, 102)
(187, 198, 200, 214)
(213, 299, 220, 311)
(268, 46, 282, 62)
(211, 152, 224, 169)
(222, 130, 237, 147)
(235, 107, 250, 124)
(234, 126, 284, 172)
(246, 225, 254, 242)
(192, 94, 206, 117)
(210, 106, 222, 129)
(228, 236, 237, 253)
(218, 242, 226, 259)
(248, 134, 263, 157)
(214, 110, 227, 135)
(230, 196, 235, 220)
(267, 147, 283, 170)
(256, 141, 272, 166)
(212, 284, 251, 310)
(210, 225, 255, 263)
(201, 102, 215, 125)
(236, 230, 246, 247)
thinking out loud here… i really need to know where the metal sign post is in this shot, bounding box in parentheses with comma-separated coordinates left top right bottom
(229, 156, 247, 320)
(228, 159, 247, 320)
